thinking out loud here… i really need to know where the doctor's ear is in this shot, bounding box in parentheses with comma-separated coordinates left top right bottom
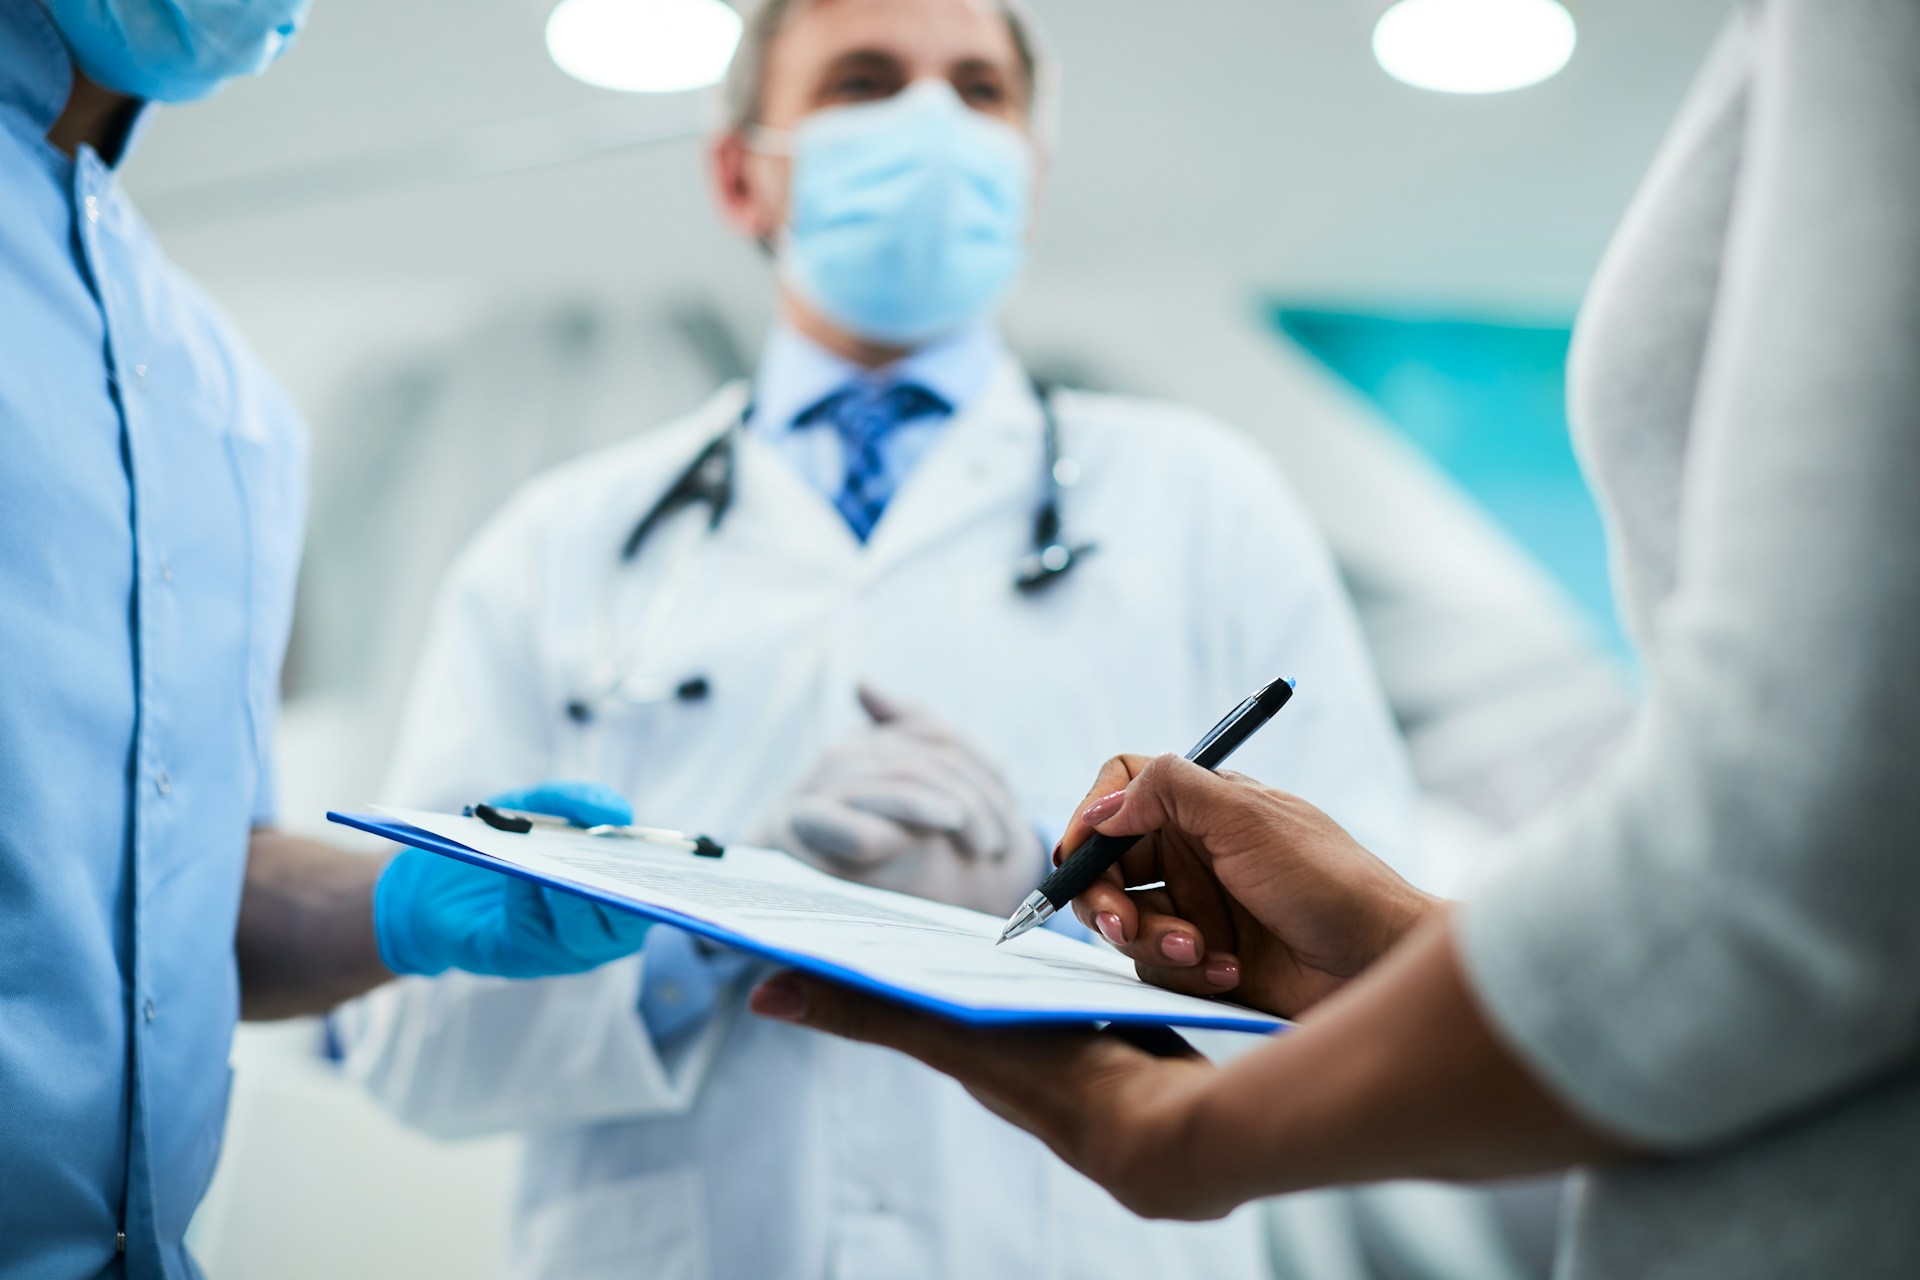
(710, 132, 785, 243)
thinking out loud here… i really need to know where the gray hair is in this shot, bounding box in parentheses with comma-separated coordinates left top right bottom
(717, 0, 1059, 145)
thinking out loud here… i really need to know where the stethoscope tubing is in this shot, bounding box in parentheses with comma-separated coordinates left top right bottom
(573, 377, 1092, 721)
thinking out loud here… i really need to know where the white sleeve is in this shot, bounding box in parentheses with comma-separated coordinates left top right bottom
(335, 495, 728, 1138)
(336, 964, 729, 1141)
(1459, 0, 1920, 1149)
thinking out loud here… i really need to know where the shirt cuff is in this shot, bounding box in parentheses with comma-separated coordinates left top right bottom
(637, 925, 756, 1048)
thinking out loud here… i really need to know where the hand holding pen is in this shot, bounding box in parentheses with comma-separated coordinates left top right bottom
(750, 715, 1460, 1220)
(998, 677, 1295, 944)
(1046, 752, 1440, 1017)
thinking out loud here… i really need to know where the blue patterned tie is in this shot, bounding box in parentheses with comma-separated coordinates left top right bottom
(795, 381, 952, 541)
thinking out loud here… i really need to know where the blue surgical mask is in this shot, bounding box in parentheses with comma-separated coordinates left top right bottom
(40, 0, 311, 103)
(772, 79, 1033, 346)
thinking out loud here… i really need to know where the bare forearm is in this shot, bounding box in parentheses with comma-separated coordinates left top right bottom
(236, 828, 395, 1020)
(1178, 911, 1636, 1213)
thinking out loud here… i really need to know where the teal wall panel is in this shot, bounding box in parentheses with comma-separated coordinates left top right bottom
(1275, 306, 1627, 657)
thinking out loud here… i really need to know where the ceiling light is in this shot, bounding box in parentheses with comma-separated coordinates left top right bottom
(546, 0, 743, 94)
(1373, 0, 1577, 95)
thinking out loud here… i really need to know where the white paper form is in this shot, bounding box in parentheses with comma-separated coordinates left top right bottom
(374, 807, 1288, 1034)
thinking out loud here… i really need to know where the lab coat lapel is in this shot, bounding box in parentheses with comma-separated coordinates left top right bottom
(861, 355, 1043, 571)
(727, 413, 866, 577)
(629, 382, 855, 578)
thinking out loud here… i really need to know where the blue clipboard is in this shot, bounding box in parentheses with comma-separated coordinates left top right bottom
(331, 811, 1286, 1035)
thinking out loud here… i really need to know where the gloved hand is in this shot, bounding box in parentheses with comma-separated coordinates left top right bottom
(485, 781, 633, 829)
(754, 687, 1041, 914)
(374, 781, 654, 978)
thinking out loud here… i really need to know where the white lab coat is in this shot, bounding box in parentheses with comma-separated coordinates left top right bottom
(338, 356, 1424, 1280)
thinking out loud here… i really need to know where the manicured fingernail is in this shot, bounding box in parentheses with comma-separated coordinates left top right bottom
(1096, 912, 1127, 945)
(750, 976, 806, 1020)
(1161, 933, 1198, 964)
(1081, 790, 1127, 826)
(1204, 959, 1240, 987)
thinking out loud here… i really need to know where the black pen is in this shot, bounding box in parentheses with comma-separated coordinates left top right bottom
(995, 676, 1295, 944)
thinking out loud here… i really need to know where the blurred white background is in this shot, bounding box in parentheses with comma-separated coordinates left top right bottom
(123, 1, 1730, 1273)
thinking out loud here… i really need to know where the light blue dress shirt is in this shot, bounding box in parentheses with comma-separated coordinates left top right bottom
(0, 3, 307, 1276)
(633, 323, 1004, 1046)
(747, 320, 1004, 504)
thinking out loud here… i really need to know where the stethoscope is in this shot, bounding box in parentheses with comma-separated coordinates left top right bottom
(564, 377, 1095, 725)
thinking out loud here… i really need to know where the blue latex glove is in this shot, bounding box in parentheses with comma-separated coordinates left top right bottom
(374, 781, 653, 978)
(484, 781, 634, 829)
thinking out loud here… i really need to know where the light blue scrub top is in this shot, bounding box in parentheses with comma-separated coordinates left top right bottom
(0, 2, 308, 1275)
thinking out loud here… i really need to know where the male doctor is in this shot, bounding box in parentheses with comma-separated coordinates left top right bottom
(0, 3, 657, 1275)
(339, 1, 1423, 1277)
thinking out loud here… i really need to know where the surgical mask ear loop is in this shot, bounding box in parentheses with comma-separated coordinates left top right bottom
(743, 125, 793, 157)
(732, 125, 792, 256)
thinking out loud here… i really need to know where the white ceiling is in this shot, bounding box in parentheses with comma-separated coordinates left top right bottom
(119, 0, 1734, 354)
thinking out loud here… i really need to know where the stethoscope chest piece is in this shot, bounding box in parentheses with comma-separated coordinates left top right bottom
(1014, 538, 1098, 593)
(566, 674, 710, 725)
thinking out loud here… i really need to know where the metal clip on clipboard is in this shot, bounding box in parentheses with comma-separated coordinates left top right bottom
(466, 803, 726, 859)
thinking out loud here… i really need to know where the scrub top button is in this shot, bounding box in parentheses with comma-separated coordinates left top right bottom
(154, 769, 172, 797)
(143, 999, 156, 1023)
(84, 195, 100, 224)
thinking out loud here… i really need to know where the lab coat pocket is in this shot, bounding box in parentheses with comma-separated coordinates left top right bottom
(511, 1167, 709, 1280)
(224, 431, 304, 774)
